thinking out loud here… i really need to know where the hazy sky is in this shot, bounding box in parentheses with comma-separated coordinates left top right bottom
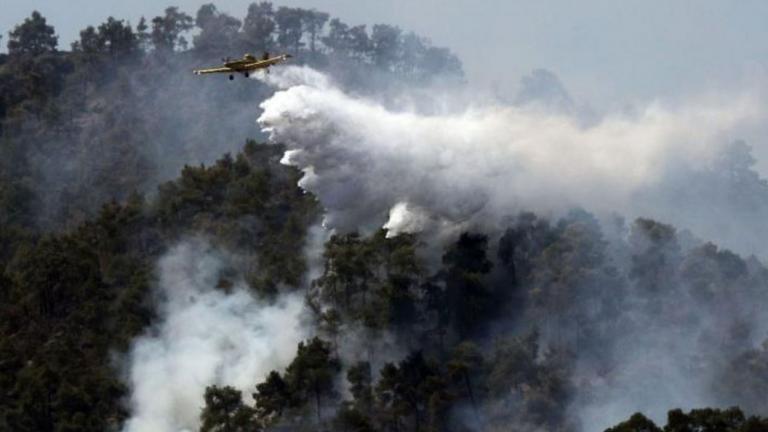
(4, 0, 768, 107)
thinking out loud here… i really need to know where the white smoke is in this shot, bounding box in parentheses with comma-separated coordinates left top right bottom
(122, 239, 307, 432)
(253, 66, 768, 430)
(257, 66, 764, 243)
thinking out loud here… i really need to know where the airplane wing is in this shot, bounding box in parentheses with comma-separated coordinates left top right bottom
(193, 67, 232, 75)
(242, 60, 275, 71)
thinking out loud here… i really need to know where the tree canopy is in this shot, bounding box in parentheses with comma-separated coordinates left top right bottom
(1, 5, 768, 432)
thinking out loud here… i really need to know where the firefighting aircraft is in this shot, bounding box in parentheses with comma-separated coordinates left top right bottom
(192, 52, 292, 80)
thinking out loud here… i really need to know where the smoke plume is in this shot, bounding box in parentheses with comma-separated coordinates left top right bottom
(122, 239, 307, 432)
(257, 66, 765, 252)
(254, 65, 768, 430)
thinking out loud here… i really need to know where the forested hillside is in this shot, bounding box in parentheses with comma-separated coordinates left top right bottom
(2, 5, 768, 432)
(0, 5, 461, 230)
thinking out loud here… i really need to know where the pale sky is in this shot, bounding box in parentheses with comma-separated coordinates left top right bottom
(4, 0, 768, 107)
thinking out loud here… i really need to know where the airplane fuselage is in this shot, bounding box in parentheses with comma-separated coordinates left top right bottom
(193, 53, 292, 78)
(224, 54, 258, 70)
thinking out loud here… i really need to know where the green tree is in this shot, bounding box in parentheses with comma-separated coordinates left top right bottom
(324, 21, 371, 60)
(315, 232, 373, 312)
(72, 26, 101, 54)
(604, 413, 661, 432)
(12, 234, 101, 321)
(629, 218, 681, 294)
(302, 9, 329, 54)
(331, 361, 375, 432)
(484, 331, 573, 430)
(200, 385, 259, 432)
(7, 11, 58, 56)
(370, 24, 401, 70)
(375, 352, 446, 432)
(526, 211, 621, 351)
(96, 18, 139, 57)
(283, 337, 341, 424)
(447, 341, 483, 414)
(440, 233, 493, 338)
(375, 362, 408, 431)
(194, 4, 242, 55)
(347, 361, 374, 414)
(150, 7, 194, 52)
(323, 18, 350, 55)
(719, 342, 768, 415)
(313, 230, 422, 333)
(72, 18, 138, 62)
(242, 2, 276, 53)
(274, 7, 304, 53)
(605, 407, 768, 432)
(253, 371, 290, 425)
(371, 231, 422, 333)
(348, 25, 371, 60)
(333, 404, 375, 432)
(135, 17, 150, 51)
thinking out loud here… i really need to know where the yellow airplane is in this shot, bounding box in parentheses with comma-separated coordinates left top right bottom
(193, 52, 293, 80)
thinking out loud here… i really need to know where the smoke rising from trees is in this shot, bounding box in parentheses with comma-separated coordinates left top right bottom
(5, 5, 768, 432)
(122, 239, 307, 431)
(253, 65, 768, 430)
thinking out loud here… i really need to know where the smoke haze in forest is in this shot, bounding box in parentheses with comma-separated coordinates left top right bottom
(123, 239, 307, 431)
(251, 64, 768, 430)
(5, 4, 768, 432)
(6, 0, 768, 107)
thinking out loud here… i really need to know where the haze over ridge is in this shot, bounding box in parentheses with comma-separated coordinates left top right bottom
(5, 0, 768, 107)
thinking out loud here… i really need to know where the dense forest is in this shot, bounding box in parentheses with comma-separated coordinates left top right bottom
(2, 4, 768, 432)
